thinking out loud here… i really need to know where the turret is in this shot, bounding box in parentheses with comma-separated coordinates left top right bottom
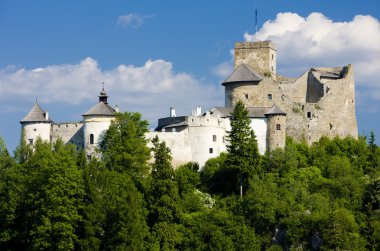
(20, 101, 52, 145)
(265, 105, 286, 152)
(82, 88, 116, 159)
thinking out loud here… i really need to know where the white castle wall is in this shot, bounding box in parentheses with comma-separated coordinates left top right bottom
(83, 116, 113, 157)
(22, 122, 51, 145)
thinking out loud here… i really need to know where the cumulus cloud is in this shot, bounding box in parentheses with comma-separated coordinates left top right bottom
(0, 58, 222, 126)
(243, 12, 380, 103)
(117, 13, 153, 29)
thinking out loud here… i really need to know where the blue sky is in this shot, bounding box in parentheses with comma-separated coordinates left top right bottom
(1, 0, 380, 152)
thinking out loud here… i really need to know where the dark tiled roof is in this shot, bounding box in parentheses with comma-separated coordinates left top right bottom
(210, 106, 271, 118)
(83, 102, 115, 116)
(264, 104, 286, 116)
(222, 63, 263, 86)
(20, 102, 52, 123)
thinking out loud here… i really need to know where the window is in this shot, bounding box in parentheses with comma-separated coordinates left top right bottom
(213, 135, 217, 142)
(244, 93, 249, 99)
(268, 94, 272, 100)
(87, 155, 92, 161)
(307, 112, 312, 119)
(271, 66, 274, 71)
(276, 124, 281, 130)
(90, 134, 94, 145)
(272, 54, 274, 60)
(33, 128, 37, 131)
(28, 139, 33, 145)
(172, 128, 176, 132)
(209, 148, 213, 154)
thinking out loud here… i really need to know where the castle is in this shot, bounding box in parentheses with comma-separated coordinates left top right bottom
(20, 40, 358, 166)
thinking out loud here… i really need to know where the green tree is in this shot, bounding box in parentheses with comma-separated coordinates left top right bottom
(14, 139, 85, 250)
(149, 136, 182, 250)
(225, 101, 260, 197)
(367, 130, 379, 175)
(99, 112, 150, 178)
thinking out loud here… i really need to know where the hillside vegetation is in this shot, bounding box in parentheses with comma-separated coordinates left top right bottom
(0, 105, 379, 250)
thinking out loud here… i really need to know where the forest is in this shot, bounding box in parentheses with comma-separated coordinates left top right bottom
(0, 101, 379, 250)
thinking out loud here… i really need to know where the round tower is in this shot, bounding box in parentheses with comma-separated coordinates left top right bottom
(82, 88, 115, 159)
(265, 105, 286, 152)
(20, 101, 52, 145)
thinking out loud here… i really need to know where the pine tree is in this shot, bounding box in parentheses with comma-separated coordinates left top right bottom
(225, 101, 260, 197)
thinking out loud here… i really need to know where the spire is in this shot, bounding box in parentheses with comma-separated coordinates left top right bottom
(98, 82, 108, 104)
(20, 101, 52, 123)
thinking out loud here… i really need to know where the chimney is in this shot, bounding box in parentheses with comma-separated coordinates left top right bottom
(170, 107, 176, 117)
(196, 106, 201, 116)
(115, 105, 120, 113)
(44, 110, 49, 120)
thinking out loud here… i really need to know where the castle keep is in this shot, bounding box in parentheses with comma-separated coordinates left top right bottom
(21, 40, 358, 166)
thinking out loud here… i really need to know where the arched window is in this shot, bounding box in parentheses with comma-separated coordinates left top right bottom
(90, 134, 94, 145)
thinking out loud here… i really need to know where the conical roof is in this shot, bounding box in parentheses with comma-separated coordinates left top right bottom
(20, 102, 51, 123)
(83, 102, 115, 116)
(222, 63, 263, 86)
(265, 104, 286, 116)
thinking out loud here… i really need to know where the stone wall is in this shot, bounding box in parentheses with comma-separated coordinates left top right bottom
(234, 41, 277, 80)
(52, 122, 84, 150)
(267, 115, 286, 151)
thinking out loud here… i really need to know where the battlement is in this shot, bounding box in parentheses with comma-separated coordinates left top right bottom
(235, 41, 277, 50)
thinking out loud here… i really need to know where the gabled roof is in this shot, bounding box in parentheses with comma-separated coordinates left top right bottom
(222, 63, 263, 86)
(83, 101, 115, 116)
(264, 104, 286, 116)
(20, 102, 52, 123)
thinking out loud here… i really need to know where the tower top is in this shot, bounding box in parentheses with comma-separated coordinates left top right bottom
(98, 83, 108, 104)
(20, 101, 51, 123)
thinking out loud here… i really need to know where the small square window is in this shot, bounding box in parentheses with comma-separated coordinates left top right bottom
(212, 135, 217, 142)
(209, 148, 213, 154)
(268, 94, 272, 100)
(307, 112, 312, 119)
(276, 124, 281, 130)
(33, 128, 37, 131)
(28, 139, 33, 145)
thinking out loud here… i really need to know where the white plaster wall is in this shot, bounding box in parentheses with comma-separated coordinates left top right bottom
(22, 123, 51, 145)
(83, 116, 113, 156)
(188, 126, 227, 167)
(224, 117, 268, 155)
(146, 130, 192, 167)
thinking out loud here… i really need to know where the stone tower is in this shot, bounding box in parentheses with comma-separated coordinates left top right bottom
(234, 41, 277, 80)
(20, 101, 52, 145)
(265, 105, 286, 151)
(82, 88, 116, 158)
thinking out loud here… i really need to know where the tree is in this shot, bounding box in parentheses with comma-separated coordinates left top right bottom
(225, 101, 260, 197)
(367, 130, 379, 175)
(149, 136, 182, 250)
(99, 112, 150, 178)
(13, 139, 85, 250)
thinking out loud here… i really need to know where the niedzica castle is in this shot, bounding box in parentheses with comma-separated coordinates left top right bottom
(20, 40, 358, 166)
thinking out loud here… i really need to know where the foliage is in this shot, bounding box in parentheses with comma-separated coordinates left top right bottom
(1, 123, 380, 250)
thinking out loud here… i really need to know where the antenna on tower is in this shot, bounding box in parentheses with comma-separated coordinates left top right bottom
(102, 82, 105, 91)
(255, 5, 258, 36)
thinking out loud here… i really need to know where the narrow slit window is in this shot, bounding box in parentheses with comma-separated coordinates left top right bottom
(90, 134, 94, 145)
(268, 94, 272, 100)
(213, 135, 217, 142)
(307, 112, 312, 119)
(244, 93, 249, 99)
(209, 148, 213, 154)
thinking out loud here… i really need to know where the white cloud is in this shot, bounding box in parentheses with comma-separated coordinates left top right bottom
(211, 61, 233, 80)
(117, 13, 153, 29)
(243, 12, 380, 101)
(0, 58, 222, 126)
